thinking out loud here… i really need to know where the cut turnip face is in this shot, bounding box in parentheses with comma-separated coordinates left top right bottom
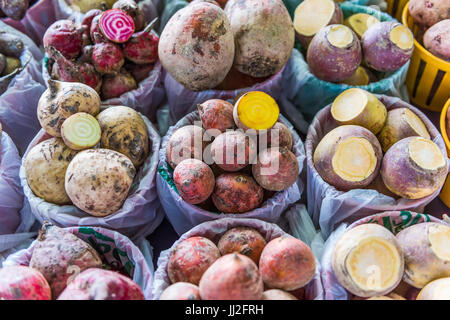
(61, 112, 101, 151)
(377, 108, 430, 152)
(362, 22, 414, 72)
(417, 278, 450, 300)
(233, 91, 280, 132)
(381, 137, 447, 200)
(344, 13, 380, 39)
(313, 125, 382, 191)
(340, 66, 375, 86)
(293, 0, 343, 49)
(332, 224, 404, 298)
(99, 9, 135, 43)
(331, 88, 387, 135)
(307, 24, 362, 83)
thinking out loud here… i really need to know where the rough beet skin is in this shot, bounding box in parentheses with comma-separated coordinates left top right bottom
(0, 266, 52, 300)
(92, 40, 124, 74)
(166, 125, 206, 169)
(43, 20, 86, 60)
(101, 70, 137, 99)
(160, 282, 201, 300)
(123, 21, 159, 64)
(217, 227, 267, 264)
(198, 99, 235, 133)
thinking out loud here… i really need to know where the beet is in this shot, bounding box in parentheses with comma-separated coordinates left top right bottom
(113, 0, 145, 32)
(43, 20, 86, 60)
(90, 15, 106, 44)
(0, 266, 51, 300)
(125, 63, 154, 82)
(99, 9, 135, 44)
(123, 18, 159, 65)
(101, 70, 137, 99)
(92, 39, 124, 74)
(81, 9, 103, 30)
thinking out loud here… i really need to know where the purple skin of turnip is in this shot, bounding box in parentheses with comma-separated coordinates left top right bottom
(362, 21, 414, 72)
(306, 24, 362, 83)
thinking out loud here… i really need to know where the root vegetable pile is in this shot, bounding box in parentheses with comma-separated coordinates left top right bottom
(160, 227, 316, 300)
(313, 88, 446, 200)
(165, 92, 300, 214)
(0, 32, 26, 92)
(43, 1, 159, 100)
(26, 81, 152, 217)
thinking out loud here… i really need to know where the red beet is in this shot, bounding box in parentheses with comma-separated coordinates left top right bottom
(125, 62, 154, 82)
(81, 9, 103, 30)
(43, 20, 86, 60)
(49, 46, 102, 92)
(113, 0, 145, 32)
(101, 70, 137, 99)
(78, 45, 94, 63)
(92, 38, 125, 74)
(100, 9, 135, 44)
(90, 15, 106, 44)
(123, 18, 159, 64)
(0, 266, 52, 300)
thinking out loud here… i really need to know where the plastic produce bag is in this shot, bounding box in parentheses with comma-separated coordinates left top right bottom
(282, 2, 410, 123)
(157, 111, 305, 235)
(152, 217, 324, 300)
(320, 210, 447, 300)
(3, 226, 155, 299)
(305, 95, 449, 239)
(20, 114, 165, 241)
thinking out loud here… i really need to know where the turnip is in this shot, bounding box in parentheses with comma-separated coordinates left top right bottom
(381, 137, 447, 199)
(293, 0, 343, 49)
(417, 278, 450, 300)
(61, 113, 101, 151)
(344, 13, 380, 39)
(307, 24, 362, 82)
(362, 22, 414, 72)
(43, 20, 86, 60)
(409, 0, 450, 29)
(340, 66, 376, 86)
(424, 19, 450, 61)
(0, 32, 24, 58)
(0, 0, 29, 21)
(99, 8, 135, 43)
(313, 125, 382, 191)
(122, 18, 159, 65)
(332, 224, 404, 298)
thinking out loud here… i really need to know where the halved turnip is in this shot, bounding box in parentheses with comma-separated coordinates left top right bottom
(344, 13, 380, 39)
(416, 278, 450, 300)
(424, 19, 450, 62)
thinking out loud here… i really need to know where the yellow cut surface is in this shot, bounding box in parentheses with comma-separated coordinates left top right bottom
(341, 66, 370, 86)
(62, 112, 101, 150)
(403, 108, 431, 139)
(332, 137, 376, 182)
(389, 25, 414, 50)
(408, 137, 445, 171)
(346, 237, 402, 291)
(293, 0, 336, 36)
(344, 13, 380, 38)
(327, 25, 354, 48)
(429, 224, 450, 261)
(236, 91, 279, 131)
(331, 88, 368, 121)
(417, 278, 450, 300)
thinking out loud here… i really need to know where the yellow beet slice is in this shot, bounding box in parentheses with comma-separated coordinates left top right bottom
(331, 88, 387, 134)
(293, 0, 336, 37)
(390, 25, 414, 51)
(327, 25, 353, 48)
(409, 138, 446, 171)
(61, 112, 101, 151)
(233, 91, 279, 131)
(344, 13, 380, 38)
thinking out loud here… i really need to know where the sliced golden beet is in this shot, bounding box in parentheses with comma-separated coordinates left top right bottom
(61, 112, 101, 151)
(408, 137, 446, 171)
(327, 25, 353, 48)
(344, 13, 380, 38)
(293, 0, 336, 37)
(389, 25, 414, 51)
(233, 91, 279, 131)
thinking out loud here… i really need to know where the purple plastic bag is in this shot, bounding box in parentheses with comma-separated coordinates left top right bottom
(305, 95, 449, 238)
(157, 110, 305, 236)
(20, 113, 165, 241)
(320, 211, 447, 300)
(152, 217, 323, 300)
(164, 66, 284, 123)
(4, 226, 155, 299)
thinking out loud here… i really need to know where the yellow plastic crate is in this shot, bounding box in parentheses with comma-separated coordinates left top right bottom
(386, 0, 408, 21)
(439, 99, 450, 207)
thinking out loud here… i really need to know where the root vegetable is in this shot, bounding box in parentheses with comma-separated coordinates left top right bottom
(265, 122, 293, 150)
(198, 99, 235, 133)
(190, 0, 220, 6)
(90, 15, 106, 44)
(78, 45, 94, 63)
(313, 125, 382, 191)
(0, 0, 29, 20)
(57, 268, 144, 300)
(0, 54, 5, 74)
(81, 9, 103, 30)
(417, 277, 450, 300)
(61, 113, 101, 151)
(307, 24, 362, 82)
(158, 1, 235, 91)
(252, 147, 299, 192)
(65, 149, 136, 216)
(259, 236, 316, 291)
(233, 91, 280, 132)
(362, 22, 414, 72)
(344, 13, 380, 39)
(0, 33, 24, 58)
(225, 0, 295, 78)
(125, 62, 154, 82)
(212, 173, 263, 213)
(67, 0, 108, 13)
(25, 138, 78, 205)
(332, 224, 404, 298)
(293, 0, 343, 49)
(97, 106, 149, 168)
(199, 253, 264, 300)
(91, 39, 124, 74)
(331, 88, 387, 135)
(377, 108, 430, 152)
(173, 158, 215, 204)
(408, 0, 450, 29)
(168, 236, 220, 285)
(43, 20, 86, 60)
(396, 222, 450, 288)
(340, 66, 376, 86)
(366, 174, 400, 199)
(113, 0, 145, 31)
(2, 57, 21, 75)
(101, 70, 137, 99)
(166, 125, 206, 169)
(262, 289, 298, 300)
(160, 282, 201, 300)
(211, 130, 256, 172)
(123, 18, 159, 64)
(217, 227, 267, 264)
(424, 19, 450, 61)
(30, 222, 103, 298)
(99, 9, 135, 43)
(0, 266, 51, 300)
(37, 80, 101, 137)
(381, 137, 447, 199)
